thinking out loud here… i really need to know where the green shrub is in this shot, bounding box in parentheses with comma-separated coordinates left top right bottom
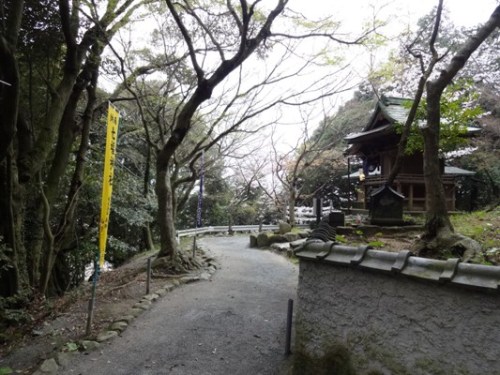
(335, 235, 348, 243)
(368, 240, 384, 248)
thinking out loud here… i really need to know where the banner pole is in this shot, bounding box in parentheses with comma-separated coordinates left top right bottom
(86, 254, 100, 336)
(192, 232, 197, 258)
(87, 103, 119, 334)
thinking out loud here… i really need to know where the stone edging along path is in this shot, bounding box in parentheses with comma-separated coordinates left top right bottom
(32, 257, 218, 375)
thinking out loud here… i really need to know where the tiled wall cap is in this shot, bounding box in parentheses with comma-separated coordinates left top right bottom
(439, 258, 460, 282)
(358, 250, 398, 272)
(351, 245, 371, 264)
(298, 241, 500, 292)
(452, 263, 500, 290)
(295, 239, 325, 255)
(401, 256, 447, 281)
(325, 245, 359, 265)
(316, 241, 336, 260)
(391, 250, 413, 273)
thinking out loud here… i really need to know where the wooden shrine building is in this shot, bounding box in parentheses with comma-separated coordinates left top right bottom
(344, 95, 476, 212)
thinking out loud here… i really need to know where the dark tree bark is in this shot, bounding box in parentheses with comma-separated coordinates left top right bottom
(0, 0, 24, 161)
(0, 1, 26, 297)
(142, 145, 155, 251)
(408, 5, 500, 260)
(422, 5, 500, 239)
(41, 59, 100, 296)
(35, 42, 106, 294)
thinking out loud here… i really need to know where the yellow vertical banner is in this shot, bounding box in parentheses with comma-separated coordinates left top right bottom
(99, 103, 120, 267)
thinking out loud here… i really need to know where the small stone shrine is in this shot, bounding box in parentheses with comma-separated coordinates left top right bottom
(328, 211, 345, 227)
(369, 185, 404, 225)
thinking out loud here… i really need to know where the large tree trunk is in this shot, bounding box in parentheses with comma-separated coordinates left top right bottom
(288, 188, 296, 226)
(154, 163, 203, 273)
(0, 1, 28, 297)
(155, 166, 179, 258)
(143, 224, 155, 251)
(0, 151, 27, 297)
(421, 82, 454, 239)
(152, 0, 287, 263)
(413, 5, 500, 261)
(142, 145, 155, 251)
(0, 0, 23, 162)
(38, 49, 104, 295)
(18, 68, 80, 293)
(422, 6, 500, 237)
(27, 78, 86, 289)
(154, 84, 213, 259)
(42, 62, 99, 295)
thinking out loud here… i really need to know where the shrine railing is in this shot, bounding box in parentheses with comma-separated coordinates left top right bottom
(363, 173, 455, 185)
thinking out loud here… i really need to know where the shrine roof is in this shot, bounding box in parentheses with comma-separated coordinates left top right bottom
(378, 96, 410, 124)
(342, 165, 475, 179)
(345, 95, 410, 145)
(344, 95, 481, 155)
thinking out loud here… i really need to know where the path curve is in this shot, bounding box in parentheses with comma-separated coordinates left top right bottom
(62, 236, 298, 374)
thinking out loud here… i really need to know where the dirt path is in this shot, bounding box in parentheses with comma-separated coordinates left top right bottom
(61, 236, 298, 374)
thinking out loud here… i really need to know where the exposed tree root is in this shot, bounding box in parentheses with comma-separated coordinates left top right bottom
(152, 249, 203, 275)
(486, 199, 500, 212)
(152, 273, 191, 279)
(107, 276, 141, 292)
(412, 229, 484, 263)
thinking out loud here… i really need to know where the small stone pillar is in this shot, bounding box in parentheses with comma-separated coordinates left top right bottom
(328, 211, 345, 227)
(313, 197, 322, 224)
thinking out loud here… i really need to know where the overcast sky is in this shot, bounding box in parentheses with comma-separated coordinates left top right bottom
(267, 0, 499, 149)
(291, 0, 498, 28)
(103, 1, 499, 155)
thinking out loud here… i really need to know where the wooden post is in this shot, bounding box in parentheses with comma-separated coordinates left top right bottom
(146, 258, 152, 295)
(285, 299, 294, 356)
(86, 257, 99, 336)
(409, 184, 414, 211)
(347, 158, 351, 214)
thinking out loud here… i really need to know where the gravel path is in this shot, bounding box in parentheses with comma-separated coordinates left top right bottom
(62, 236, 298, 375)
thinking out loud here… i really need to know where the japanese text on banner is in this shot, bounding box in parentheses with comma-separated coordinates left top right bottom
(99, 104, 120, 267)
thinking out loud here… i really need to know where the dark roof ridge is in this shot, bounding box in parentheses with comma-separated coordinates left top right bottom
(361, 95, 413, 132)
(380, 94, 412, 106)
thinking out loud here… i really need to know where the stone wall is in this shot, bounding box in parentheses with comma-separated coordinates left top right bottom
(294, 244, 500, 375)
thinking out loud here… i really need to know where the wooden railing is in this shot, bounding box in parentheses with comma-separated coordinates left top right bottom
(360, 174, 456, 211)
(364, 173, 455, 185)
